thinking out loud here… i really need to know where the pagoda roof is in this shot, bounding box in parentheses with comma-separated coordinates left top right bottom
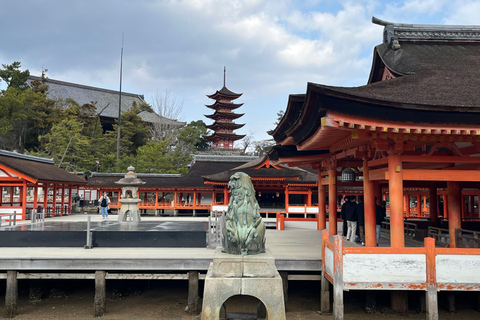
(271, 18, 480, 151)
(207, 86, 242, 100)
(0, 150, 86, 185)
(205, 111, 244, 120)
(206, 122, 245, 130)
(205, 101, 244, 110)
(205, 132, 246, 141)
(202, 155, 318, 184)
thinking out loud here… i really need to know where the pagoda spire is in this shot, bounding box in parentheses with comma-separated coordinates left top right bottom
(204, 71, 245, 150)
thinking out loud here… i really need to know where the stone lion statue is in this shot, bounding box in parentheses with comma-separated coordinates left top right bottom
(222, 172, 266, 255)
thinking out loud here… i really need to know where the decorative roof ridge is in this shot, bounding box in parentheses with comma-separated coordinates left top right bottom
(28, 75, 146, 101)
(193, 154, 258, 162)
(372, 16, 480, 50)
(90, 172, 182, 178)
(0, 149, 54, 164)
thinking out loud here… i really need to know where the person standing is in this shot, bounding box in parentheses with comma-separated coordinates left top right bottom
(340, 196, 350, 238)
(356, 196, 365, 245)
(376, 198, 386, 245)
(99, 192, 110, 219)
(345, 196, 358, 242)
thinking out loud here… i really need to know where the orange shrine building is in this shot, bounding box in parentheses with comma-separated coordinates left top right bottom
(269, 17, 480, 319)
(0, 150, 86, 221)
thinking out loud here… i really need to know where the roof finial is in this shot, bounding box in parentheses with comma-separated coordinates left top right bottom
(223, 66, 226, 87)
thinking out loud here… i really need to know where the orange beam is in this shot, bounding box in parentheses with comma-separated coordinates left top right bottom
(369, 168, 388, 181)
(402, 155, 480, 163)
(403, 169, 480, 181)
(0, 164, 37, 184)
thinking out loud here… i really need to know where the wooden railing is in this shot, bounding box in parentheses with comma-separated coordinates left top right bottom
(381, 218, 417, 239)
(455, 228, 480, 248)
(428, 226, 449, 247)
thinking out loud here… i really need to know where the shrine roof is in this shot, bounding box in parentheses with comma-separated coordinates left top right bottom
(87, 159, 252, 189)
(271, 18, 480, 147)
(202, 155, 318, 184)
(0, 150, 86, 184)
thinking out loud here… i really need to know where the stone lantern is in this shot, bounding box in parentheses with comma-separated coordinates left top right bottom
(115, 166, 145, 222)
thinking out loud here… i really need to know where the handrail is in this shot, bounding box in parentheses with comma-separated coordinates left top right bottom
(455, 228, 480, 248)
(428, 226, 449, 246)
(381, 218, 417, 239)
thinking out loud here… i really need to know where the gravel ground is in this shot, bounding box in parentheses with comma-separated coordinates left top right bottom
(1, 280, 479, 319)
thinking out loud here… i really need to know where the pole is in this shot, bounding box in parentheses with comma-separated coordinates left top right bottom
(116, 33, 124, 162)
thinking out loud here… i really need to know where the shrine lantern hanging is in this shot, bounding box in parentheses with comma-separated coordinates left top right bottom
(341, 152, 356, 183)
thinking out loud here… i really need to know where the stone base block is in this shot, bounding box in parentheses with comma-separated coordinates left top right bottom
(201, 249, 286, 320)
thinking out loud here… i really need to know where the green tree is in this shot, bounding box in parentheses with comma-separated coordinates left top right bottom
(177, 120, 209, 151)
(0, 61, 30, 91)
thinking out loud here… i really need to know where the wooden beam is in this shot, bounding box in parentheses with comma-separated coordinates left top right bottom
(402, 155, 480, 164)
(369, 168, 388, 181)
(403, 169, 480, 182)
(368, 157, 388, 168)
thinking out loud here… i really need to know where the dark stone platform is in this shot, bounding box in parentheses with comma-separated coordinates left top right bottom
(0, 221, 208, 248)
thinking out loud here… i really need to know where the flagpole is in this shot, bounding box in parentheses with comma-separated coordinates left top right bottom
(116, 33, 124, 162)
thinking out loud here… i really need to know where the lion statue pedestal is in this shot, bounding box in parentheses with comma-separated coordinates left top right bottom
(201, 172, 285, 320)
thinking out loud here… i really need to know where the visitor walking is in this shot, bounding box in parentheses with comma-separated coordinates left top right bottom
(99, 192, 110, 219)
(345, 196, 357, 242)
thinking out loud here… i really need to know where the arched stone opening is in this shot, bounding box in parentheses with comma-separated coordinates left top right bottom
(221, 294, 267, 320)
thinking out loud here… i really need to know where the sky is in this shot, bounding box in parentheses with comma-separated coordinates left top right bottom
(1, 0, 480, 143)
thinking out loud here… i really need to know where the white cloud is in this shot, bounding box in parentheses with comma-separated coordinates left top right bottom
(443, 1, 480, 24)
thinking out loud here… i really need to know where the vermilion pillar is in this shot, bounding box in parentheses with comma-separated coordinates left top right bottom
(328, 166, 337, 235)
(388, 154, 405, 247)
(447, 181, 461, 248)
(363, 159, 376, 247)
(318, 171, 326, 230)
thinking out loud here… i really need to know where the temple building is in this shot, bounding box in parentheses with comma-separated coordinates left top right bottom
(204, 71, 246, 150)
(28, 76, 185, 133)
(269, 17, 480, 317)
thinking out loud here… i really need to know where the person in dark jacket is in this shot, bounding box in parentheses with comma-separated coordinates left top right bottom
(345, 196, 358, 242)
(376, 198, 386, 245)
(356, 196, 365, 245)
(340, 195, 350, 237)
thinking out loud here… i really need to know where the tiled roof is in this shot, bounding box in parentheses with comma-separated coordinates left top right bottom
(28, 76, 185, 127)
(0, 150, 86, 184)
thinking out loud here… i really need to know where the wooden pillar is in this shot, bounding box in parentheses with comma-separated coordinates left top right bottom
(320, 231, 331, 314)
(52, 184, 57, 216)
(447, 181, 461, 248)
(405, 195, 410, 218)
(22, 180, 27, 220)
(5, 270, 18, 318)
(307, 189, 312, 206)
(328, 166, 337, 235)
(285, 186, 289, 211)
(425, 238, 438, 320)
(318, 178, 326, 230)
(363, 159, 376, 247)
(333, 236, 343, 320)
(33, 185, 38, 212)
(374, 182, 382, 206)
(388, 154, 405, 247)
(429, 183, 438, 227)
(94, 270, 106, 317)
(187, 271, 199, 314)
(416, 194, 421, 217)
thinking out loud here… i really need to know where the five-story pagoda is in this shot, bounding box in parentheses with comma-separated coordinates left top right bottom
(205, 70, 245, 149)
